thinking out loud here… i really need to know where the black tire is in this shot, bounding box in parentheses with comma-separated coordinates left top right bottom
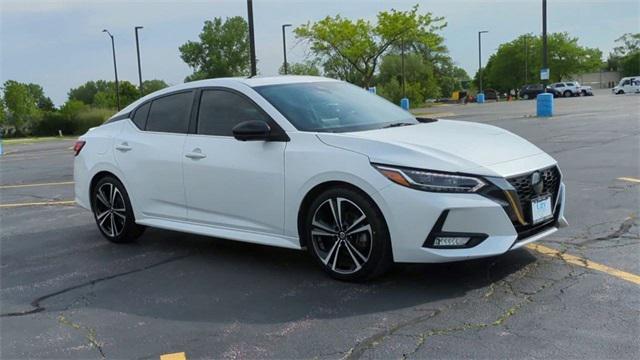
(563, 90, 572, 97)
(617, 90, 624, 95)
(91, 176, 145, 243)
(302, 187, 393, 281)
(581, 90, 587, 96)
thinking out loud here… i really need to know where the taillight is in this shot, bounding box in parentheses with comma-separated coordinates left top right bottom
(73, 140, 86, 156)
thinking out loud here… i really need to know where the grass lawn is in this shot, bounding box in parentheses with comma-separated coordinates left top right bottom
(2, 136, 77, 146)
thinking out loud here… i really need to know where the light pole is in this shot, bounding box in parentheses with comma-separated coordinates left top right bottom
(478, 30, 488, 95)
(401, 37, 406, 99)
(542, 0, 548, 86)
(281, 24, 292, 74)
(135, 26, 144, 95)
(247, 0, 257, 76)
(102, 29, 120, 110)
(524, 34, 528, 84)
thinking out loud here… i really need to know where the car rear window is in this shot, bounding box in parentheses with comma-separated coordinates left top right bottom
(145, 92, 193, 134)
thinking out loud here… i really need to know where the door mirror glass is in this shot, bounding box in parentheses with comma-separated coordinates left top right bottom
(232, 120, 271, 141)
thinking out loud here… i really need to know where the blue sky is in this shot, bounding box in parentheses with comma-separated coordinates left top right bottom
(1, 0, 638, 105)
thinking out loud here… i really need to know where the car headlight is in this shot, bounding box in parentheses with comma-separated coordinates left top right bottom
(373, 164, 486, 193)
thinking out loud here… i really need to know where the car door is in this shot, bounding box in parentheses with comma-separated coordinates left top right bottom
(182, 88, 287, 235)
(114, 91, 194, 221)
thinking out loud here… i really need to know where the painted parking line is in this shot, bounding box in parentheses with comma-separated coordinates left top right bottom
(527, 243, 640, 285)
(0, 181, 74, 189)
(0, 200, 76, 208)
(160, 352, 187, 360)
(618, 177, 640, 184)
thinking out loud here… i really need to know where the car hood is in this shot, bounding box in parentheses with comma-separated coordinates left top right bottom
(317, 120, 556, 177)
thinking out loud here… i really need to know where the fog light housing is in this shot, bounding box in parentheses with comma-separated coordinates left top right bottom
(433, 236, 470, 247)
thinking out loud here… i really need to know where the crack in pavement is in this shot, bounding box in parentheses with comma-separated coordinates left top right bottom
(0, 253, 192, 317)
(58, 313, 105, 358)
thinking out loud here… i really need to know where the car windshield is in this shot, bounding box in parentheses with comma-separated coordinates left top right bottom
(254, 81, 418, 133)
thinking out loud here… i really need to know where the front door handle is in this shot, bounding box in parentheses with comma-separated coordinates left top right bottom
(115, 142, 132, 152)
(185, 149, 207, 160)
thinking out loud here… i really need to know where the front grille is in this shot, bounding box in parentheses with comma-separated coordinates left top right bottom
(507, 166, 561, 206)
(506, 166, 562, 241)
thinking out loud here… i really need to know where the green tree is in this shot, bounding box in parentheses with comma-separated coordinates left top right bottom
(142, 79, 169, 96)
(475, 33, 602, 92)
(68, 80, 111, 105)
(607, 33, 640, 76)
(93, 81, 139, 109)
(377, 53, 440, 105)
(60, 99, 88, 120)
(278, 61, 321, 76)
(294, 5, 447, 87)
(179, 17, 250, 81)
(1, 80, 42, 134)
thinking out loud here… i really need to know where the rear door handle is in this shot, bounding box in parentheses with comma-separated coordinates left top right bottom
(185, 149, 207, 160)
(115, 142, 132, 152)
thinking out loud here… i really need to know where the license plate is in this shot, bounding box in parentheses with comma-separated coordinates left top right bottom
(531, 195, 553, 224)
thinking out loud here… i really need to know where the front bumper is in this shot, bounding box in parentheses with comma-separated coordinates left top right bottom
(372, 175, 566, 263)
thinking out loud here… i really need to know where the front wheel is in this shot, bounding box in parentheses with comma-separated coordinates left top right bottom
(303, 187, 393, 281)
(563, 90, 572, 97)
(91, 176, 145, 243)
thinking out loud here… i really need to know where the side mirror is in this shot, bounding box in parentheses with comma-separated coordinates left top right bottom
(232, 120, 271, 141)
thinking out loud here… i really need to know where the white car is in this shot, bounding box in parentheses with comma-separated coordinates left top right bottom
(74, 76, 567, 281)
(549, 82, 581, 97)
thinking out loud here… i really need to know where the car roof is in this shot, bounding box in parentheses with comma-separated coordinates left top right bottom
(111, 75, 340, 119)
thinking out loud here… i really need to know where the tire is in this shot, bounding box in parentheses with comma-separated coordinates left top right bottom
(581, 90, 587, 96)
(302, 186, 393, 281)
(523, 94, 529, 100)
(563, 90, 572, 97)
(617, 90, 624, 95)
(91, 176, 145, 243)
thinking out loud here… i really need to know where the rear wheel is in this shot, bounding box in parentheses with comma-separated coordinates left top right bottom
(617, 90, 624, 95)
(91, 176, 145, 243)
(303, 187, 392, 281)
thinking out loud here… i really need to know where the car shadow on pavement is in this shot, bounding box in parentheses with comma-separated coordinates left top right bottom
(4, 225, 536, 324)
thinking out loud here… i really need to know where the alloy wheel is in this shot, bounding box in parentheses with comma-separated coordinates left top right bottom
(94, 183, 127, 237)
(310, 197, 373, 274)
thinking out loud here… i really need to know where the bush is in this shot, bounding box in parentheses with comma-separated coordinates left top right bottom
(30, 107, 115, 136)
(74, 108, 114, 134)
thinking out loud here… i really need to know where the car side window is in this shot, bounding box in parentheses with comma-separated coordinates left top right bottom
(566, 83, 574, 86)
(197, 89, 268, 136)
(622, 80, 631, 85)
(555, 83, 564, 88)
(146, 92, 193, 134)
(132, 102, 150, 130)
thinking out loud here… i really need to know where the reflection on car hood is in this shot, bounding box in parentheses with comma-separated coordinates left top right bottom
(317, 119, 556, 177)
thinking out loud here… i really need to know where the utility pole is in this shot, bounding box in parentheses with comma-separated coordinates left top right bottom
(282, 24, 292, 74)
(524, 34, 528, 84)
(542, 0, 548, 86)
(102, 29, 120, 110)
(135, 26, 144, 95)
(401, 38, 406, 98)
(478, 30, 488, 93)
(247, 0, 257, 76)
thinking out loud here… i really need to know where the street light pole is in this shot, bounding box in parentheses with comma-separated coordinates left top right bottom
(135, 26, 144, 96)
(401, 37, 406, 99)
(282, 24, 292, 74)
(102, 29, 120, 110)
(542, 0, 548, 86)
(247, 0, 257, 76)
(478, 30, 488, 94)
(524, 34, 528, 84)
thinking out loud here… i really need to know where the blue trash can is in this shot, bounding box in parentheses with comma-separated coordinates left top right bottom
(536, 93, 554, 117)
(476, 93, 485, 104)
(400, 97, 410, 110)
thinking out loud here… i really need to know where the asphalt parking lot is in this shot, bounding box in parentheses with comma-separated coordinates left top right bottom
(1, 90, 639, 359)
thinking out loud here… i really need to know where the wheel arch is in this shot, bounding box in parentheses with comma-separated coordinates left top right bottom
(296, 180, 388, 249)
(89, 170, 124, 208)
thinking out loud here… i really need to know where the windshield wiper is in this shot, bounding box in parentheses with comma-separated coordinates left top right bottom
(383, 122, 414, 128)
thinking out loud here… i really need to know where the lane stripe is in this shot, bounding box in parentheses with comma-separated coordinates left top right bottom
(0, 200, 76, 208)
(160, 353, 186, 360)
(527, 243, 640, 285)
(618, 177, 640, 184)
(0, 181, 74, 189)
